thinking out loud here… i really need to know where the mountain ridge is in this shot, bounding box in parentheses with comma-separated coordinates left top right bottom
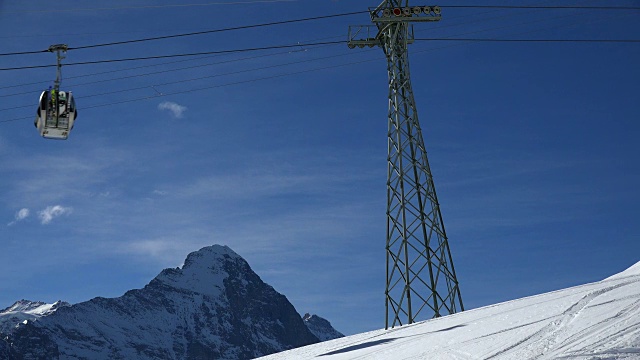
(0, 299, 70, 334)
(302, 313, 344, 342)
(1, 245, 342, 360)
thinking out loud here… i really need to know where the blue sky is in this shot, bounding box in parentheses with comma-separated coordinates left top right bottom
(0, 0, 638, 335)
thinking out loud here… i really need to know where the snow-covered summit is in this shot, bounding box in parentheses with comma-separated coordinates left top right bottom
(183, 244, 242, 265)
(153, 244, 241, 297)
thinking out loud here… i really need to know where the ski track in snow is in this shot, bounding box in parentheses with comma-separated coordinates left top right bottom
(256, 265, 640, 360)
(485, 280, 637, 359)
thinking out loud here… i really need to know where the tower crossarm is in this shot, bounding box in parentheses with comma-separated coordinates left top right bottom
(348, 4, 439, 48)
(347, 25, 382, 48)
(370, 5, 442, 23)
(348, 24, 415, 48)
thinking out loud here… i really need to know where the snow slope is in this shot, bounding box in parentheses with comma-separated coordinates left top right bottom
(257, 261, 640, 360)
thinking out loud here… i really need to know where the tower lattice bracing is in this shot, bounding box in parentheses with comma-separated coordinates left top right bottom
(349, 1, 464, 329)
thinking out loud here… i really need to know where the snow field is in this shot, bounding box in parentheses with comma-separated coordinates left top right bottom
(257, 262, 640, 360)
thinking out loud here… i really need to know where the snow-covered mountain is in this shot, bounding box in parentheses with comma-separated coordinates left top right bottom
(0, 300, 70, 334)
(258, 261, 640, 360)
(1, 245, 342, 359)
(302, 313, 344, 341)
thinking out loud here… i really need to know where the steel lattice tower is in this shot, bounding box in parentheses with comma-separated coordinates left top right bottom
(348, 2, 464, 329)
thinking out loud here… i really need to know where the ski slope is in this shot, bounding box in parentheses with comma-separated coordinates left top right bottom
(257, 262, 640, 360)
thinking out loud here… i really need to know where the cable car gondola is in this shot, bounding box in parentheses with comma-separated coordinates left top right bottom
(35, 89, 77, 140)
(34, 44, 78, 140)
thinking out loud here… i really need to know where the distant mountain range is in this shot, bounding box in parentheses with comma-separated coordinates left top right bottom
(0, 245, 343, 359)
(0, 300, 70, 334)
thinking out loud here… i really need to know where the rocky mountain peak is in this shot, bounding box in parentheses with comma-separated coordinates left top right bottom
(1, 244, 322, 359)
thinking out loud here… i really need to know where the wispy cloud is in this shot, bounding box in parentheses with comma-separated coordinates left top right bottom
(158, 101, 187, 119)
(7, 208, 30, 226)
(116, 237, 213, 266)
(16, 208, 29, 220)
(38, 205, 72, 225)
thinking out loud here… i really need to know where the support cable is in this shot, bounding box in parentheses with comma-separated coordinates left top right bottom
(0, 46, 332, 98)
(2, 36, 637, 72)
(0, 5, 541, 89)
(444, 5, 640, 10)
(1, 6, 636, 122)
(415, 38, 640, 43)
(0, 41, 344, 71)
(0, 54, 231, 90)
(0, 11, 366, 57)
(0, 46, 362, 112)
(0, 56, 381, 124)
(67, 12, 366, 51)
(0, 6, 636, 57)
(0, 1, 305, 14)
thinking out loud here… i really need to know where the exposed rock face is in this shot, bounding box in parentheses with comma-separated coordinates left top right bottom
(302, 313, 344, 341)
(0, 337, 9, 359)
(1, 245, 320, 359)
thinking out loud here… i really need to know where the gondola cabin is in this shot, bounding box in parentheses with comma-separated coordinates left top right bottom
(35, 89, 77, 140)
